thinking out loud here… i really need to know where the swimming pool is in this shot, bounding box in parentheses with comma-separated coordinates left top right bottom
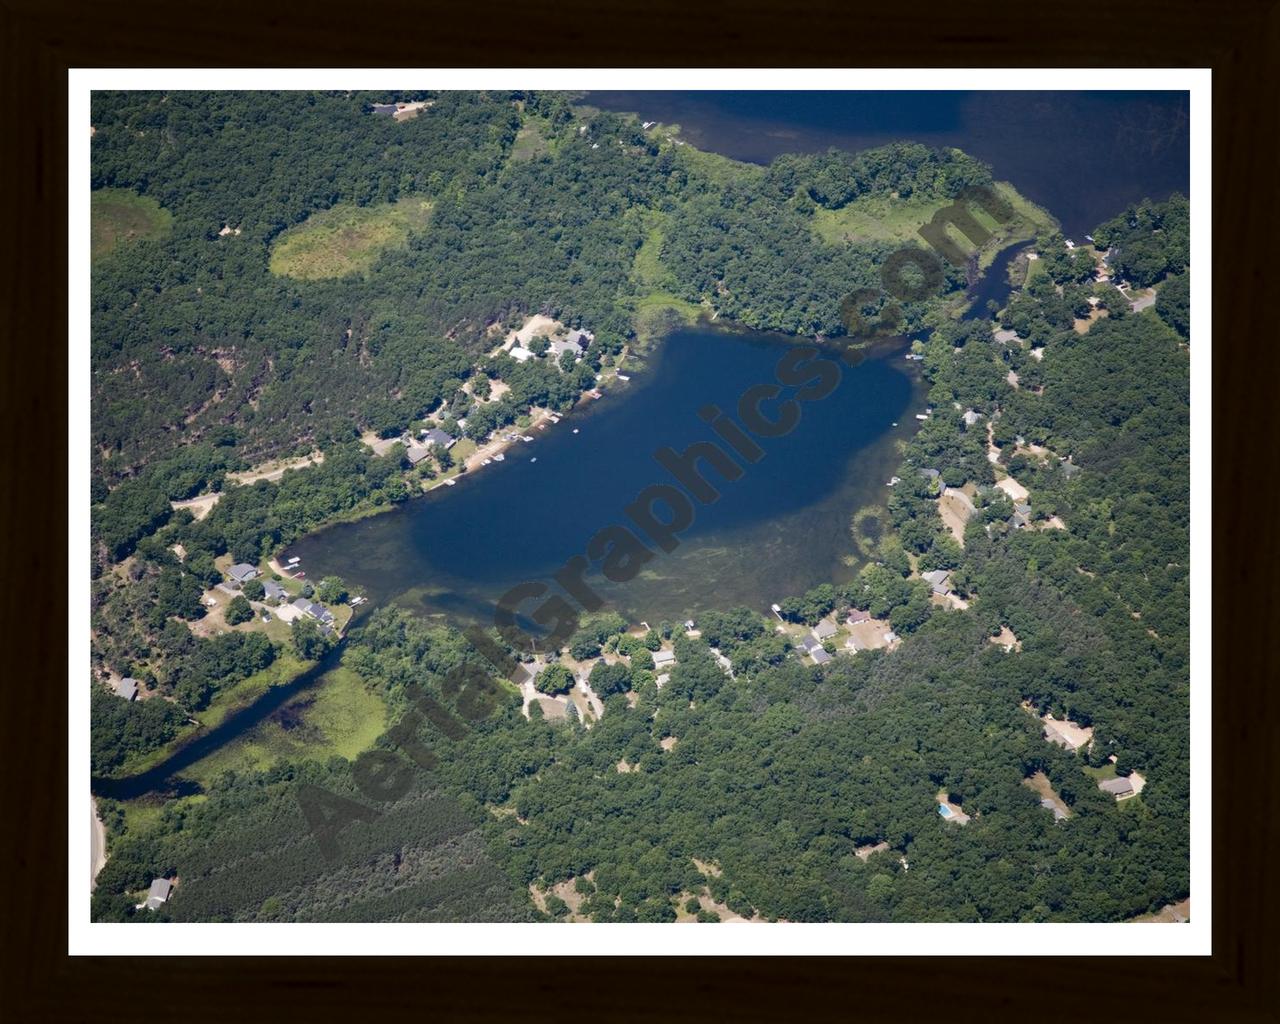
(937, 804, 953, 817)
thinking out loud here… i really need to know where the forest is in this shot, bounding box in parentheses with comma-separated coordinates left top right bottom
(89, 92, 1190, 925)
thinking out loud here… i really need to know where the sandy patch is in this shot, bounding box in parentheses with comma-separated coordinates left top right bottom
(1073, 306, 1108, 334)
(170, 492, 223, 521)
(616, 759, 636, 773)
(854, 841, 890, 862)
(995, 476, 1030, 503)
(227, 451, 324, 486)
(846, 618, 894, 652)
(1041, 515, 1066, 530)
(392, 100, 432, 121)
(938, 489, 975, 544)
(1129, 898, 1190, 923)
(505, 314, 563, 347)
(990, 626, 1021, 651)
(1042, 713, 1093, 751)
(1023, 771, 1071, 820)
(660, 736, 678, 751)
(1006, 369, 1020, 389)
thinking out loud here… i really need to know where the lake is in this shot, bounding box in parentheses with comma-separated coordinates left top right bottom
(286, 329, 925, 628)
(586, 90, 1190, 238)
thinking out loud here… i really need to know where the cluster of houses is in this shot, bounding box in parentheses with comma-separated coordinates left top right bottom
(221, 561, 341, 636)
(406, 427, 457, 467)
(508, 328, 593, 365)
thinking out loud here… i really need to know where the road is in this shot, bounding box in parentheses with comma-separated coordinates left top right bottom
(90, 795, 106, 890)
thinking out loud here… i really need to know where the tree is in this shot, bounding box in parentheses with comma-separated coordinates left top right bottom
(535, 664, 574, 695)
(291, 617, 328, 660)
(241, 578, 265, 601)
(316, 575, 348, 604)
(225, 594, 254, 625)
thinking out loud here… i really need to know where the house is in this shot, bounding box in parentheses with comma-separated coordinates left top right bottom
(406, 446, 433, 466)
(962, 409, 982, 427)
(1061, 460, 1082, 480)
(227, 563, 259, 585)
(919, 468, 941, 482)
(1011, 511, 1030, 529)
(292, 597, 335, 625)
(548, 336, 586, 360)
(509, 346, 534, 363)
(422, 428, 456, 450)
(921, 569, 953, 596)
(846, 608, 871, 626)
(371, 103, 398, 115)
(684, 620, 697, 632)
(800, 636, 832, 665)
(813, 618, 839, 641)
(145, 878, 173, 910)
(115, 677, 139, 701)
(262, 579, 286, 602)
(652, 649, 676, 668)
(1099, 776, 1136, 799)
(565, 328, 594, 347)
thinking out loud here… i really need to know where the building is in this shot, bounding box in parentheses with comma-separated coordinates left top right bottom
(405, 445, 433, 466)
(1099, 776, 1136, 799)
(846, 608, 871, 626)
(565, 328, 594, 347)
(962, 409, 982, 427)
(371, 103, 398, 115)
(508, 345, 534, 362)
(800, 636, 832, 665)
(227, 563, 259, 585)
(422, 428, 456, 450)
(114, 677, 139, 701)
(922, 569, 953, 596)
(292, 597, 335, 626)
(813, 619, 839, 641)
(145, 878, 173, 910)
(547, 338, 584, 360)
(652, 648, 676, 668)
(261, 580, 286, 602)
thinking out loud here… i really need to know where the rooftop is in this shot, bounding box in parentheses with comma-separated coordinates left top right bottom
(228, 563, 259, 583)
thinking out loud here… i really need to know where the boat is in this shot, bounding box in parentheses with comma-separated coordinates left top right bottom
(572, 428, 579, 434)
(530, 457, 537, 463)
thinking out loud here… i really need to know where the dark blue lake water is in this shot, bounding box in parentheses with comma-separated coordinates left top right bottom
(287, 330, 921, 626)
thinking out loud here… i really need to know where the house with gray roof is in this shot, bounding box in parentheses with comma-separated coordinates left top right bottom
(1099, 776, 1136, 799)
(652, 648, 676, 668)
(812, 618, 839, 641)
(422, 428, 456, 450)
(547, 338, 584, 361)
(800, 636, 833, 665)
(114, 677, 139, 701)
(405, 445, 433, 466)
(921, 569, 953, 596)
(227, 563, 259, 585)
(261, 579, 286, 602)
(292, 597, 335, 625)
(962, 409, 983, 427)
(145, 878, 173, 910)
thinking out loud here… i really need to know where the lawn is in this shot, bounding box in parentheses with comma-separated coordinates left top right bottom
(91, 188, 172, 261)
(809, 180, 1056, 269)
(269, 196, 434, 280)
(179, 664, 386, 787)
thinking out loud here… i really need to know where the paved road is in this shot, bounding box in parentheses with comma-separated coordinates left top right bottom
(90, 795, 106, 890)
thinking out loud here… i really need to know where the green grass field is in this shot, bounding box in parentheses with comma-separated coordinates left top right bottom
(269, 196, 434, 280)
(809, 181, 1056, 268)
(91, 188, 172, 261)
(179, 664, 386, 787)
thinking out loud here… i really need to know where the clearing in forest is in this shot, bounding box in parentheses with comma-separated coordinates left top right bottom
(269, 196, 434, 279)
(91, 188, 172, 261)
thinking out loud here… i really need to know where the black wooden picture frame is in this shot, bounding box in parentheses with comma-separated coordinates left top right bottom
(2, 0, 1275, 1019)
